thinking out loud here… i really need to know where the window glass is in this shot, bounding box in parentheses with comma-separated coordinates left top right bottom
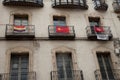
(14, 15, 28, 26)
(53, 16, 66, 26)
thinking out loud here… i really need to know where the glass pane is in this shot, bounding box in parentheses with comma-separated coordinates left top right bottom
(22, 20, 28, 26)
(14, 19, 21, 25)
(10, 75, 18, 80)
(53, 17, 66, 26)
(21, 63, 28, 68)
(104, 55, 115, 79)
(97, 54, 107, 79)
(21, 74, 28, 80)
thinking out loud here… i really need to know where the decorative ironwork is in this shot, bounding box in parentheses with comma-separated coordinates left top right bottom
(95, 69, 120, 80)
(52, 0, 88, 9)
(86, 26, 113, 40)
(3, 0, 43, 7)
(0, 72, 36, 80)
(6, 24, 35, 39)
(94, 0, 108, 11)
(113, 0, 120, 13)
(48, 25, 75, 39)
(51, 70, 84, 80)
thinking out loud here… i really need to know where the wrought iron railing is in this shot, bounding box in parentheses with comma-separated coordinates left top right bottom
(0, 72, 36, 80)
(95, 69, 120, 80)
(52, 0, 88, 9)
(51, 70, 84, 80)
(86, 26, 112, 36)
(3, 0, 43, 7)
(113, 1, 120, 13)
(3, 0, 43, 4)
(48, 25, 75, 38)
(6, 24, 35, 35)
(94, 0, 108, 10)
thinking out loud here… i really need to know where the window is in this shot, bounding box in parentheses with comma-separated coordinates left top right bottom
(56, 53, 73, 80)
(10, 54, 29, 80)
(0, 75, 1, 80)
(53, 16, 66, 26)
(14, 15, 28, 26)
(89, 17, 100, 33)
(97, 53, 115, 80)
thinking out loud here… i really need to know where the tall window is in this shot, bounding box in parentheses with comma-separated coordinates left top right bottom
(10, 54, 29, 80)
(14, 15, 28, 26)
(97, 53, 115, 80)
(56, 53, 73, 80)
(53, 16, 66, 26)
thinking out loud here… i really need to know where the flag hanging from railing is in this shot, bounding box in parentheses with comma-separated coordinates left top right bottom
(94, 26, 109, 40)
(56, 26, 69, 33)
(14, 25, 26, 32)
(94, 26, 104, 32)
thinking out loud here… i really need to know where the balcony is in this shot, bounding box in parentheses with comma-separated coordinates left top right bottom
(86, 26, 113, 40)
(95, 69, 120, 80)
(113, 1, 120, 13)
(52, 0, 88, 9)
(94, 1, 108, 11)
(3, 0, 43, 7)
(0, 72, 36, 80)
(6, 24, 35, 39)
(51, 70, 84, 80)
(48, 25, 75, 40)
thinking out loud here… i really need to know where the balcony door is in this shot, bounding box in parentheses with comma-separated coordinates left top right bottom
(10, 54, 29, 80)
(97, 53, 115, 80)
(56, 53, 73, 80)
(14, 15, 28, 26)
(89, 17, 100, 34)
(14, 15, 28, 33)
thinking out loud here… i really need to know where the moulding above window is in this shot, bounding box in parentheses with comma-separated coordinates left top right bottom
(5, 46, 33, 73)
(50, 12, 70, 25)
(92, 46, 117, 69)
(85, 13, 104, 26)
(51, 46, 78, 71)
(9, 10, 32, 24)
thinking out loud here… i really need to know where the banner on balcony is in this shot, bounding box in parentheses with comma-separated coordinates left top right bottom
(56, 26, 69, 33)
(14, 26, 26, 32)
(94, 27, 104, 32)
(96, 34, 109, 40)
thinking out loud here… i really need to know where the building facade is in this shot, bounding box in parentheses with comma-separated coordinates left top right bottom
(0, 0, 120, 80)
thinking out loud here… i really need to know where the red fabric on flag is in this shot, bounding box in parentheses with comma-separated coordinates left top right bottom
(94, 26, 104, 32)
(14, 25, 26, 31)
(56, 26, 69, 33)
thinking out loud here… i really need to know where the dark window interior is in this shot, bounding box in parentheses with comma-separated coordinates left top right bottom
(14, 15, 28, 26)
(53, 16, 66, 26)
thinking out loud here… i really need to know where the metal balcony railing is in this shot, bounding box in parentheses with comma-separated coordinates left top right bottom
(52, 0, 88, 9)
(3, 0, 43, 7)
(51, 70, 84, 80)
(94, 0, 108, 10)
(0, 72, 36, 80)
(6, 24, 35, 39)
(86, 26, 113, 40)
(95, 69, 120, 80)
(113, 1, 120, 13)
(48, 25, 75, 39)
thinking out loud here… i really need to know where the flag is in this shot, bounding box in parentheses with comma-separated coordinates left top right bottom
(96, 34, 109, 40)
(56, 26, 69, 33)
(94, 26, 104, 32)
(14, 25, 26, 32)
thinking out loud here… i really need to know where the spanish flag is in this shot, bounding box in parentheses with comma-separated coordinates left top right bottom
(56, 26, 69, 33)
(14, 25, 26, 32)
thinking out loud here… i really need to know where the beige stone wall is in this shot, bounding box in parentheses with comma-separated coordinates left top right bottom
(0, 0, 119, 80)
(0, 41, 119, 80)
